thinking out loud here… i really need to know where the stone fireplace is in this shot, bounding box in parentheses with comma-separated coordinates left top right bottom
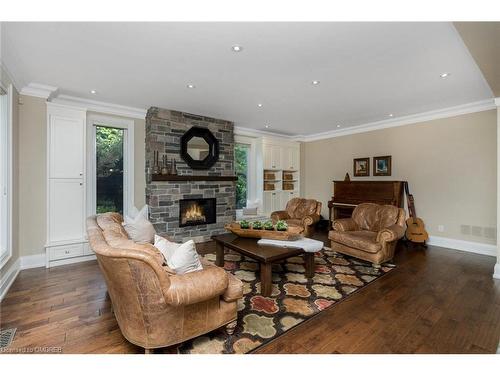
(145, 107, 236, 242)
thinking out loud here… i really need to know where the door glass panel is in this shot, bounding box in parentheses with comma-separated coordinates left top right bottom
(235, 143, 249, 210)
(96, 126, 124, 214)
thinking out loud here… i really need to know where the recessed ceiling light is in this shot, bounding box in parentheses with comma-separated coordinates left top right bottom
(90, 90, 97, 94)
(336, 125, 341, 128)
(187, 84, 196, 89)
(388, 113, 394, 117)
(311, 80, 320, 85)
(231, 45, 243, 52)
(257, 103, 263, 108)
(440, 72, 451, 78)
(265, 125, 270, 129)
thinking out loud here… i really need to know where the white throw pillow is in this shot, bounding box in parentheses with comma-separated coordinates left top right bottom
(154, 234, 180, 262)
(123, 205, 156, 244)
(155, 238, 203, 274)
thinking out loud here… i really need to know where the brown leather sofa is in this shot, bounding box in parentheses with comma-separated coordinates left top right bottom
(271, 197, 322, 237)
(86, 213, 243, 353)
(329, 203, 405, 267)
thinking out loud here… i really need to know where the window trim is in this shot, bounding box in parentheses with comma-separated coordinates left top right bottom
(86, 114, 134, 218)
(0, 83, 13, 269)
(234, 135, 258, 213)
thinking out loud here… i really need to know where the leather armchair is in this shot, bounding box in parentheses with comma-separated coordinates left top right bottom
(86, 213, 243, 353)
(271, 197, 322, 237)
(329, 203, 405, 267)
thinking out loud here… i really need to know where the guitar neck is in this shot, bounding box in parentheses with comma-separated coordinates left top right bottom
(405, 181, 417, 218)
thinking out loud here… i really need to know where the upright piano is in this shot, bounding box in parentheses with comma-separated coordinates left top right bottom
(328, 180, 405, 227)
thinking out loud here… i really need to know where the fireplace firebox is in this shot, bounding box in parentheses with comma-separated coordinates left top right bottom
(179, 198, 216, 227)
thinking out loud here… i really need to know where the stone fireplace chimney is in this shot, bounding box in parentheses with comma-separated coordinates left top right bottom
(144, 107, 236, 242)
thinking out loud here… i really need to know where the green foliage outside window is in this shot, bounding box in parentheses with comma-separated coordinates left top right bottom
(235, 144, 248, 209)
(96, 126, 124, 214)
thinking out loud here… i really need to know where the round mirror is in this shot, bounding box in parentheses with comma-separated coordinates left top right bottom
(186, 136, 210, 161)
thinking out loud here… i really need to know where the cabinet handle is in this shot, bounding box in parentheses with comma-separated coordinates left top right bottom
(79, 183, 83, 186)
(65, 250, 70, 254)
(79, 172, 83, 176)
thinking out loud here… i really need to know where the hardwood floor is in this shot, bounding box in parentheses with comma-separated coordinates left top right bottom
(1, 235, 499, 354)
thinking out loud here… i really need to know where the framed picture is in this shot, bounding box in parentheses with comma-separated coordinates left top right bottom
(373, 155, 392, 176)
(353, 157, 370, 177)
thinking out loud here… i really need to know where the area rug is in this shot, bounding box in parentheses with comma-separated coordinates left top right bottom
(178, 247, 394, 354)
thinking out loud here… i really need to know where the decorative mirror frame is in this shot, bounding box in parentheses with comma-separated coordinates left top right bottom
(180, 126, 219, 169)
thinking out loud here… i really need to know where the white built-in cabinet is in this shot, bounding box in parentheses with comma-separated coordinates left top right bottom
(262, 139, 301, 215)
(263, 142, 300, 171)
(45, 103, 94, 268)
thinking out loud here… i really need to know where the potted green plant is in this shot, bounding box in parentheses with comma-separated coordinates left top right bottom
(264, 220, 274, 231)
(252, 220, 263, 230)
(239, 220, 250, 229)
(276, 220, 288, 231)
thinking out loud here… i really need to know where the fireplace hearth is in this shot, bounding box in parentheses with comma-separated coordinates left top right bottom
(179, 198, 216, 227)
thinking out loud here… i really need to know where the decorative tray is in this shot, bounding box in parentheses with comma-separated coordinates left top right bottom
(224, 222, 304, 241)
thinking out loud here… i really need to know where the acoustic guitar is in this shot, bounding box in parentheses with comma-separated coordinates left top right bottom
(404, 182, 429, 244)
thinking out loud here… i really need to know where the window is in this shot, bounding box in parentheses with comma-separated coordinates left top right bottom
(235, 143, 249, 209)
(96, 126, 124, 213)
(87, 114, 134, 218)
(234, 135, 258, 214)
(0, 84, 12, 268)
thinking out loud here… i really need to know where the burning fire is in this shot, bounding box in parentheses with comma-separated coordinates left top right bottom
(182, 203, 206, 224)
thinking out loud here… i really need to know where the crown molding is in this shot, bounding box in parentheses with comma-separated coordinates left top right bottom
(0, 60, 23, 92)
(51, 94, 146, 120)
(20, 83, 58, 99)
(236, 99, 496, 142)
(234, 125, 296, 140)
(298, 99, 496, 142)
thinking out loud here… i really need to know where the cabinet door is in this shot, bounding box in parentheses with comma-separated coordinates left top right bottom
(49, 179, 85, 243)
(263, 192, 274, 214)
(280, 191, 297, 208)
(263, 144, 274, 170)
(49, 114, 85, 178)
(282, 147, 291, 171)
(282, 147, 299, 171)
(289, 147, 300, 171)
(287, 190, 298, 201)
(277, 191, 288, 211)
(271, 145, 283, 170)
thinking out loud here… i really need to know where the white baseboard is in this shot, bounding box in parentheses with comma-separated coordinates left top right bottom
(428, 236, 497, 257)
(0, 258, 21, 301)
(494, 263, 500, 280)
(20, 253, 45, 270)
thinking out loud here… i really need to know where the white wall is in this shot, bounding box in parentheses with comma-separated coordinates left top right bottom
(302, 110, 497, 248)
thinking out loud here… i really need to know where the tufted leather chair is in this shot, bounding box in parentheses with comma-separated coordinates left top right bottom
(86, 213, 243, 353)
(271, 198, 322, 237)
(329, 203, 405, 267)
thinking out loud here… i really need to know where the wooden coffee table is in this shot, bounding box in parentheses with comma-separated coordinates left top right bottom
(211, 233, 315, 297)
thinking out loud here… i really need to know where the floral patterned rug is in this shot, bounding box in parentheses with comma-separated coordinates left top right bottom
(177, 247, 394, 354)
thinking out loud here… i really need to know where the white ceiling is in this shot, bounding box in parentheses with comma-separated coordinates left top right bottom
(2, 22, 493, 136)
